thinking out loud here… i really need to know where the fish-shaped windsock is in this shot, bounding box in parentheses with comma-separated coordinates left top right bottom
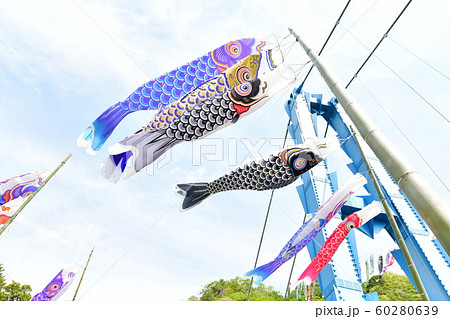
(175, 138, 341, 211)
(378, 254, 384, 275)
(101, 66, 296, 183)
(1, 170, 49, 206)
(292, 202, 382, 287)
(382, 252, 395, 273)
(78, 36, 278, 154)
(145, 51, 281, 130)
(0, 197, 25, 225)
(245, 173, 367, 285)
(31, 263, 83, 301)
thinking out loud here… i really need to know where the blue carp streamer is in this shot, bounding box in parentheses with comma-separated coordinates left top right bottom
(78, 37, 272, 153)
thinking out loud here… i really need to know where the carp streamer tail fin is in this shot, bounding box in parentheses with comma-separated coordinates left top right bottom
(102, 128, 177, 182)
(174, 183, 211, 211)
(245, 258, 283, 286)
(78, 105, 133, 154)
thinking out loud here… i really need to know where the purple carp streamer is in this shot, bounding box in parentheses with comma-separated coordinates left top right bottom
(175, 138, 342, 212)
(292, 203, 382, 287)
(101, 66, 296, 183)
(0, 171, 49, 206)
(31, 263, 83, 301)
(78, 36, 278, 154)
(245, 174, 367, 285)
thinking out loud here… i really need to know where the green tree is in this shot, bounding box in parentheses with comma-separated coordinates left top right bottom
(0, 264, 32, 301)
(362, 272, 420, 301)
(189, 276, 286, 301)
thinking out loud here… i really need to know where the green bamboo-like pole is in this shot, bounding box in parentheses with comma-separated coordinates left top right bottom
(289, 27, 450, 256)
(350, 127, 429, 301)
(0, 153, 72, 236)
(72, 246, 95, 301)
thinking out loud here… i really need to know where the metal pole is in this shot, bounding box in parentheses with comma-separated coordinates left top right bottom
(0, 153, 72, 236)
(246, 189, 275, 301)
(284, 214, 308, 300)
(289, 28, 450, 256)
(73, 247, 95, 301)
(350, 126, 429, 301)
(246, 121, 291, 301)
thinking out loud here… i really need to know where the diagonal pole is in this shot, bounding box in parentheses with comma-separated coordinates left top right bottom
(350, 126, 429, 300)
(0, 153, 72, 237)
(289, 27, 450, 256)
(73, 247, 95, 301)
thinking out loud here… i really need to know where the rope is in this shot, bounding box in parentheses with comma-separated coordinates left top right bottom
(282, 41, 298, 60)
(340, 24, 450, 125)
(279, 0, 360, 300)
(387, 37, 450, 81)
(71, 0, 152, 78)
(356, 77, 450, 194)
(260, 161, 365, 285)
(316, 0, 381, 137)
(302, 0, 353, 85)
(345, 0, 413, 88)
(322, 0, 380, 56)
(283, 213, 307, 299)
(250, 80, 298, 126)
(246, 122, 291, 301)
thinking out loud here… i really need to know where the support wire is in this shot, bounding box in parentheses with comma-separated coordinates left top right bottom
(345, 0, 413, 88)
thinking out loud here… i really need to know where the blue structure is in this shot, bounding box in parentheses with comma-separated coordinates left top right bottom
(284, 86, 450, 301)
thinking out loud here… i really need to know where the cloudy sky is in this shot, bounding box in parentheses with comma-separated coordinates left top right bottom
(0, 0, 449, 307)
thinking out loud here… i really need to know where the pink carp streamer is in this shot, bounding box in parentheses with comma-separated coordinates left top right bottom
(293, 202, 382, 287)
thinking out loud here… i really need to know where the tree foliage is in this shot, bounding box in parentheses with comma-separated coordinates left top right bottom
(188, 277, 286, 301)
(362, 272, 421, 301)
(189, 272, 420, 301)
(0, 264, 32, 301)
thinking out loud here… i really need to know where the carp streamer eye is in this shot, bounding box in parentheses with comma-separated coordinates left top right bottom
(48, 284, 60, 292)
(345, 221, 356, 231)
(226, 41, 242, 58)
(293, 158, 307, 170)
(236, 67, 252, 83)
(235, 82, 252, 96)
